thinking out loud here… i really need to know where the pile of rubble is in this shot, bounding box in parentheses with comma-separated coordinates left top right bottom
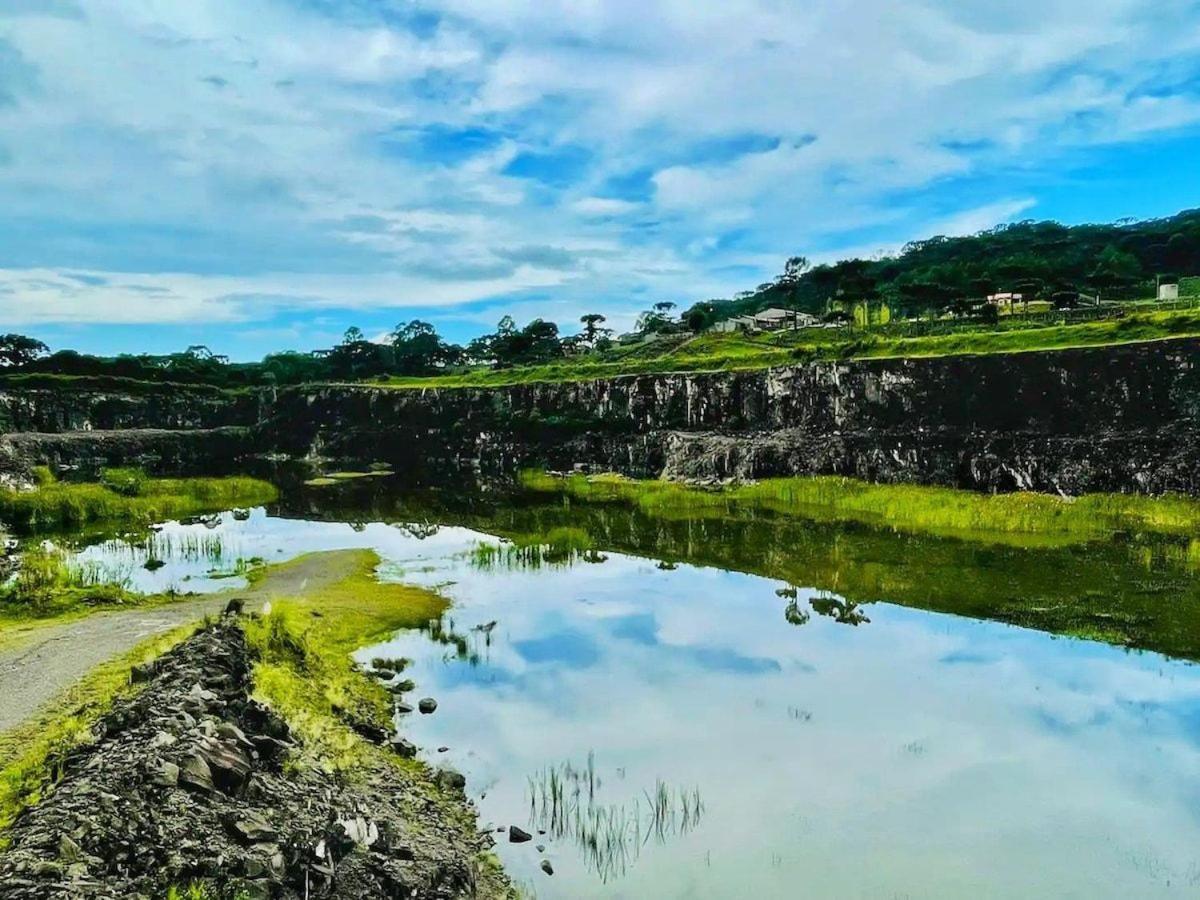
(0, 619, 506, 899)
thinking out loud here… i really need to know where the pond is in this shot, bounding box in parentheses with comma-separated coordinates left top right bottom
(75, 480, 1200, 898)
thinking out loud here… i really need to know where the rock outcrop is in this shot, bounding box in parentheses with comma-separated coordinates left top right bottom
(7, 338, 1200, 495)
(261, 338, 1200, 495)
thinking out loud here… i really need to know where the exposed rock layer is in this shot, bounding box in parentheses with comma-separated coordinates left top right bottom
(5, 339, 1200, 495)
(261, 338, 1200, 494)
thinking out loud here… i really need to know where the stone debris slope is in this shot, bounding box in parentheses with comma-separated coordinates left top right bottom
(0, 619, 505, 899)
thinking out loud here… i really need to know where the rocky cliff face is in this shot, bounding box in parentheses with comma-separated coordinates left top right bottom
(262, 338, 1200, 495)
(5, 339, 1200, 495)
(0, 382, 260, 433)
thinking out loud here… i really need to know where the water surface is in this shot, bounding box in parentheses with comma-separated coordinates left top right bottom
(74, 483, 1200, 898)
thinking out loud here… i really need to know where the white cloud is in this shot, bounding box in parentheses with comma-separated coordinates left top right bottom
(0, 0, 1197, 335)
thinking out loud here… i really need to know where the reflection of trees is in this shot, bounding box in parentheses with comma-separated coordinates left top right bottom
(423, 616, 484, 665)
(810, 593, 870, 626)
(784, 592, 870, 627)
(784, 598, 810, 626)
(526, 754, 704, 884)
(392, 520, 441, 540)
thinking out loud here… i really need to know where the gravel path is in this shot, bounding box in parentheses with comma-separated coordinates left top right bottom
(0, 550, 361, 736)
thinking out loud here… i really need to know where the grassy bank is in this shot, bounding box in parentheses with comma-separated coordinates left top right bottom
(242, 549, 447, 771)
(0, 622, 201, 843)
(373, 308, 1200, 389)
(0, 469, 278, 534)
(521, 470, 1200, 545)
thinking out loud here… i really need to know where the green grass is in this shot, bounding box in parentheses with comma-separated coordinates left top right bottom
(369, 308, 1200, 389)
(520, 470, 1200, 545)
(0, 544, 136, 617)
(0, 621, 201, 843)
(242, 549, 447, 771)
(0, 471, 278, 534)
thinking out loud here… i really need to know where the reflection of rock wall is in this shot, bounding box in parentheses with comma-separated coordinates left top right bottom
(266, 338, 1200, 495)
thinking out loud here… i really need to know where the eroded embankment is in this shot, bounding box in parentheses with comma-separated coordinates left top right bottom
(0, 618, 506, 899)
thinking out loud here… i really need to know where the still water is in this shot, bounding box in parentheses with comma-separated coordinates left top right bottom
(77, 485, 1200, 898)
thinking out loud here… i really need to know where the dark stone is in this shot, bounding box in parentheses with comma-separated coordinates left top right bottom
(541, 859, 554, 876)
(199, 739, 253, 795)
(418, 697, 438, 714)
(130, 661, 159, 683)
(178, 753, 215, 794)
(389, 736, 418, 758)
(509, 826, 532, 843)
(436, 768, 466, 793)
(223, 810, 279, 845)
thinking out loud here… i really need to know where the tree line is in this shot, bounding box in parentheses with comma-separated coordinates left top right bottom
(3, 207, 1198, 386)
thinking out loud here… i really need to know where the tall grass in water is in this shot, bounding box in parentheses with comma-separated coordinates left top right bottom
(527, 755, 704, 883)
(0, 469, 277, 534)
(468, 527, 599, 571)
(521, 470, 1200, 543)
(3, 544, 133, 614)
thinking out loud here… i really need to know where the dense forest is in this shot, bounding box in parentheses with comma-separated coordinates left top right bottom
(2, 208, 1198, 387)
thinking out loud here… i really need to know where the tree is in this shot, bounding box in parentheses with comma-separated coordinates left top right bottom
(579, 313, 612, 346)
(1089, 245, 1142, 296)
(0, 334, 49, 368)
(390, 320, 461, 375)
(779, 256, 810, 285)
(327, 326, 389, 379)
(636, 302, 678, 334)
(479, 317, 564, 367)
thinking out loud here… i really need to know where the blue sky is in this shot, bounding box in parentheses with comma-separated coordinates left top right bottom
(2, 0, 1200, 359)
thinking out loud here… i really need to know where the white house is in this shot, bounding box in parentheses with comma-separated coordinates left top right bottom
(752, 308, 820, 330)
(711, 315, 759, 333)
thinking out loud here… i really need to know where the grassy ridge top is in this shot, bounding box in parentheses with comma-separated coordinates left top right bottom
(368, 307, 1200, 390)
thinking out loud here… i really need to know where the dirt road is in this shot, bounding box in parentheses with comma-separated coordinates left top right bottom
(0, 550, 362, 736)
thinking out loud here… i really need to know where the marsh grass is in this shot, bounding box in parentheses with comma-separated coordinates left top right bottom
(468, 526, 598, 571)
(521, 470, 1200, 545)
(2, 544, 134, 615)
(0, 473, 277, 534)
